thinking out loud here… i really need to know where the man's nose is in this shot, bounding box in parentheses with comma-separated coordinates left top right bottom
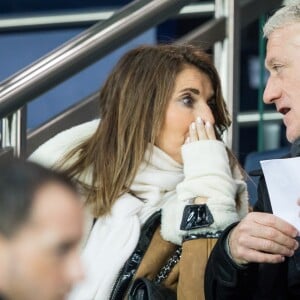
(263, 76, 281, 105)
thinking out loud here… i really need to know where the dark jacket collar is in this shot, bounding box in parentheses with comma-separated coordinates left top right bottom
(249, 152, 291, 177)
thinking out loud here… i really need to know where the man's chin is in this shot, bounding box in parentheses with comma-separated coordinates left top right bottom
(285, 129, 300, 144)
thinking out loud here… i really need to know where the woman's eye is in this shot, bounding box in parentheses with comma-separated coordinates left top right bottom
(207, 98, 216, 107)
(181, 96, 194, 107)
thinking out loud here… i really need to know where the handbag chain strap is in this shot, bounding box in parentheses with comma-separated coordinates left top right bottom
(154, 246, 182, 284)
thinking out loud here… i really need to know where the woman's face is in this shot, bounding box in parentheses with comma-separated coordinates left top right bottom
(156, 65, 215, 164)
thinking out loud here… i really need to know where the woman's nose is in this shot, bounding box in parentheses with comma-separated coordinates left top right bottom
(195, 104, 215, 125)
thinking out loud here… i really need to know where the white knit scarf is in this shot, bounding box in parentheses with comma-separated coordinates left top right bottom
(68, 145, 183, 300)
(29, 120, 247, 299)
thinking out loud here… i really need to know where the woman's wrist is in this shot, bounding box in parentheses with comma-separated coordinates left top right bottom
(194, 196, 208, 204)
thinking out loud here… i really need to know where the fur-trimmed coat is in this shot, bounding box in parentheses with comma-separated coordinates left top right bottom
(29, 119, 249, 299)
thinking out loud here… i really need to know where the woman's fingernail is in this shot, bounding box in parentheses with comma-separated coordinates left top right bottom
(185, 137, 190, 144)
(196, 116, 202, 124)
(191, 122, 196, 130)
(205, 121, 211, 128)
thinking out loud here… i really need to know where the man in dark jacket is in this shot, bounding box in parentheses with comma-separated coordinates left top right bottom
(205, 3, 300, 299)
(0, 159, 84, 300)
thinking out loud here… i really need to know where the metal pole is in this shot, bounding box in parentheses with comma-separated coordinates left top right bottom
(225, 0, 240, 154)
(1, 107, 27, 157)
(0, 0, 193, 119)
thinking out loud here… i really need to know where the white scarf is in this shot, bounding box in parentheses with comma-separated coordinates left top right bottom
(29, 120, 248, 299)
(68, 146, 183, 300)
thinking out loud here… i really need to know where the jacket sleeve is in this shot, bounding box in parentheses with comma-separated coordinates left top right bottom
(204, 223, 258, 300)
(161, 140, 248, 245)
(253, 174, 273, 213)
(204, 173, 272, 300)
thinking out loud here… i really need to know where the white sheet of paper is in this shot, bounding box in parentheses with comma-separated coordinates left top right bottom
(260, 157, 300, 230)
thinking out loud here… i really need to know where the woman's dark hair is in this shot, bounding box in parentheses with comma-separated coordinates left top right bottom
(61, 44, 232, 217)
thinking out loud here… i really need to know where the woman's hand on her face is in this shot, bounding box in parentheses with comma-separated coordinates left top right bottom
(185, 116, 217, 204)
(187, 117, 216, 143)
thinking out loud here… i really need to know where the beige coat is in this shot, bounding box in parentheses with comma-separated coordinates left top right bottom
(133, 226, 217, 300)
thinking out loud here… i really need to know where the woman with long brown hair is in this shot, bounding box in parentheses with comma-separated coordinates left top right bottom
(30, 44, 248, 299)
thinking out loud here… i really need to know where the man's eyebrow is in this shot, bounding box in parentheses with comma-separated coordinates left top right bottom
(179, 88, 200, 95)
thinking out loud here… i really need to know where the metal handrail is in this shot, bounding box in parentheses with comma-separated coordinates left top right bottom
(0, 9, 118, 31)
(0, 3, 215, 32)
(0, 0, 193, 119)
(176, 17, 226, 49)
(27, 91, 100, 155)
(0, 0, 282, 32)
(0, 0, 284, 159)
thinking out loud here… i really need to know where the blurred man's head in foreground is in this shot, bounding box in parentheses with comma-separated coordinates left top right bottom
(0, 159, 84, 300)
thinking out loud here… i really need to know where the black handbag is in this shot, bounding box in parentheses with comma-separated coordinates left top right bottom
(128, 277, 177, 300)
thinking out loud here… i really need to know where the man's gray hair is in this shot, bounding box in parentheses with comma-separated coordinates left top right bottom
(263, 2, 300, 38)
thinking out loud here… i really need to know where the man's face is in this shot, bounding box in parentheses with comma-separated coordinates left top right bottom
(3, 182, 84, 300)
(264, 23, 300, 143)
